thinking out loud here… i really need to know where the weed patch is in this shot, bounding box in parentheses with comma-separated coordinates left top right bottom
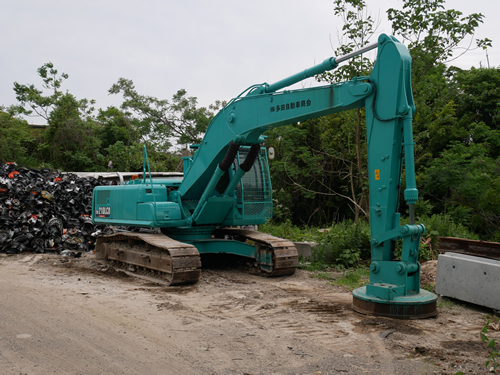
(332, 268, 370, 291)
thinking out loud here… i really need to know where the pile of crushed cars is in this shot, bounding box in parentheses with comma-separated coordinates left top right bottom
(0, 162, 111, 255)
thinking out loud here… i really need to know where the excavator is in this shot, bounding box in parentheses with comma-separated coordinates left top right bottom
(92, 34, 437, 319)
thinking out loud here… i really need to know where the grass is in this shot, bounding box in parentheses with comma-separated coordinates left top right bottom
(309, 271, 336, 281)
(437, 296, 457, 309)
(259, 220, 324, 243)
(331, 267, 370, 291)
(421, 283, 436, 293)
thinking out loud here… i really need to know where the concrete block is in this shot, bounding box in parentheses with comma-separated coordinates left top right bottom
(293, 242, 317, 260)
(436, 252, 500, 310)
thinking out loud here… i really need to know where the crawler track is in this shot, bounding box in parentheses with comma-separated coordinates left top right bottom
(95, 232, 201, 285)
(214, 228, 299, 276)
(95, 229, 298, 285)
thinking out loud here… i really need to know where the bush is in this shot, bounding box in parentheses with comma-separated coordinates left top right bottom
(263, 214, 480, 269)
(259, 219, 323, 242)
(313, 220, 371, 269)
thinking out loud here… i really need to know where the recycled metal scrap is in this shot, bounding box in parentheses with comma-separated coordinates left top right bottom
(0, 163, 112, 254)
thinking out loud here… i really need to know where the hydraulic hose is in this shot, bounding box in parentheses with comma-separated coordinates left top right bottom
(219, 141, 240, 171)
(223, 144, 261, 196)
(191, 141, 240, 223)
(239, 144, 261, 172)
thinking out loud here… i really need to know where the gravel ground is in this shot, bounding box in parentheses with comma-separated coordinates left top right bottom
(0, 254, 498, 375)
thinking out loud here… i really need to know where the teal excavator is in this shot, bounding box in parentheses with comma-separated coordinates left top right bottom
(92, 34, 438, 319)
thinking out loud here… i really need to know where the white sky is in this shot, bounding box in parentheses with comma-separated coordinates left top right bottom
(0, 0, 496, 125)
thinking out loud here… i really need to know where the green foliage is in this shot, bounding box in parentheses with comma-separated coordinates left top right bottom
(265, 0, 377, 228)
(421, 139, 500, 239)
(262, 214, 475, 270)
(265, 112, 368, 226)
(437, 297, 457, 309)
(45, 94, 102, 171)
(388, 0, 489, 65)
(97, 106, 139, 149)
(481, 318, 500, 372)
(386, 0, 490, 165)
(266, 120, 347, 226)
(11, 62, 103, 171)
(0, 110, 34, 163)
(419, 214, 479, 242)
(452, 67, 500, 147)
(109, 79, 214, 149)
(103, 142, 181, 173)
(323, 0, 375, 82)
(13, 62, 69, 120)
(313, 220, 371, 268)
(309, 272, 335, 281)
(6, 63, 191, 173)
(13, 62, 95, 122)
(259, 220, 323, 243)
(333, 267, 370, 290)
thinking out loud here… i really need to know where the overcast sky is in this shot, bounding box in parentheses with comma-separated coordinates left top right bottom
(0, 0, 496, 125)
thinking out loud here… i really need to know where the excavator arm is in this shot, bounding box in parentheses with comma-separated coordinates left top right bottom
(178, 33, 436, 317)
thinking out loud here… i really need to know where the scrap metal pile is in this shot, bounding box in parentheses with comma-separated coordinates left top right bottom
(0, 163, 111, 255)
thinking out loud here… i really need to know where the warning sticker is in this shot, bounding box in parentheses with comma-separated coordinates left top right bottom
(375, 169, 380, 180)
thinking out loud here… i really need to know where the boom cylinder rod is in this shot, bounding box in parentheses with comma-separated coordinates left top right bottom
(335, 41, 379, 64)
(224, 168, 246, 197)
(191, 166, 225, 222)
(264, 41, 379, 94)
(402, 114, 418, 225)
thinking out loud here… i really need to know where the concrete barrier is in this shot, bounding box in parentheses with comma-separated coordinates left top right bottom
(293, 242, 317, 260)
(436, 252, 500, 310)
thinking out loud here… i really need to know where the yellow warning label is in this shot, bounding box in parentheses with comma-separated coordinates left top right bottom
(375, 169, 380, 180)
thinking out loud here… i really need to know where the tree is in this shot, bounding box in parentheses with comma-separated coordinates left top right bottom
(453, 67, 500, 132)
(386, 0, 491, 164)
(388, 0, 491, 70)
(12, 62, 101, 171)
(0, 108, 36, 164)
(46, 93, 102, 171)
(13, 62, 95, 123)
(267, 0, 377, 225)
(265, 0, 491, 227)
(97, 106, 139, 150)
(421, 136, 500, 239)
(109, 79, 215, 150)
(266, 115, 368, 226)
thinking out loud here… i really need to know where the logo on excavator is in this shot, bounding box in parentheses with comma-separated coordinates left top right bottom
(97, 206, 111, 217)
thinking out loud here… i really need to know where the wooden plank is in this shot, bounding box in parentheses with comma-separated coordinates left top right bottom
(439, 237, 500, 260)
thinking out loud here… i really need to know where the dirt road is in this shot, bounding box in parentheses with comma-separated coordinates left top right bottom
(0, 253, 496, 374)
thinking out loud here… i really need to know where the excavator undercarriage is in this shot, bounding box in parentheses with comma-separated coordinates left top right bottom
(95, 229, 298, 285)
